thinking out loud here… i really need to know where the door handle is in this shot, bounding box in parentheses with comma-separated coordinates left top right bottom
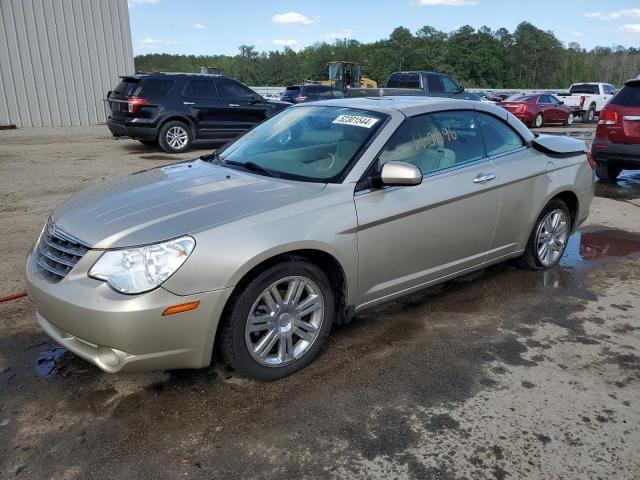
(229, 104, 240, 107)
(183, 102, 195, 105)
(473, 173, 496, 184)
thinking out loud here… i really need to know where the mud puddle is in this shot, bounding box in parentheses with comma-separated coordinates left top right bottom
(595, 171, 640, 201)
(514, 227, 640, 292)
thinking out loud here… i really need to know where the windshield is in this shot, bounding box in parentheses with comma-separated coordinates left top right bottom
(218, 106, 387, 183)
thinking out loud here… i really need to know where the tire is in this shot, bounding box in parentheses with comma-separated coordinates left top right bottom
(519, 199, 571, 271)
(138, 139, 157, 147)
(220, 256, 335, 381)
(564, 112, 574, 126)
(586, 105, 596, 123)
(533, 113, 543, 128)
(595, 162, 621, 182)
(158, 120, 192, 153)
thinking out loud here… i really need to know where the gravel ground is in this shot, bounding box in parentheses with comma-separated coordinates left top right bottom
(1, 125, 639, 479)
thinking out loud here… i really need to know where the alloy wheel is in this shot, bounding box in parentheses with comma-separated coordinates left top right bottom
(535, 209, 569, 267)
(166, 126, 188, 149)
(245, 276, 325, 367)
(534, 114, 543, 128)
(567, 113, 574, 125)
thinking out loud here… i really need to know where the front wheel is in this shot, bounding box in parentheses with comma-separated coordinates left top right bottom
(595, 162, 621, 182)
(158, 120, 192, 153)
(519, 199, 571, 270)
(220, 257, 335, 380)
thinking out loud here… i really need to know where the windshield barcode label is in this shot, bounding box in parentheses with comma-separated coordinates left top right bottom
(332, 115, 379, 128)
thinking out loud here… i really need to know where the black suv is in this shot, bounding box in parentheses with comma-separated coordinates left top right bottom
(107, 73, 289, 153)
(281, 85, 345, 104)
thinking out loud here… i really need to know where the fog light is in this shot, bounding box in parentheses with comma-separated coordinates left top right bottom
(97, 346, 127, 368)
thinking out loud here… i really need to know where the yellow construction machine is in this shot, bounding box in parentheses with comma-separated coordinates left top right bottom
(306, 61, 377, 90)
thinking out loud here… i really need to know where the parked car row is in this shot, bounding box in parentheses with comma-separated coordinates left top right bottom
(106, 71, 639, 184)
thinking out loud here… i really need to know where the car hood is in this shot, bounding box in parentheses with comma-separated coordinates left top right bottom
(51, 159, 325, 249)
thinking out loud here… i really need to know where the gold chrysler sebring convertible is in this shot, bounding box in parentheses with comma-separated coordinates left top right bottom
(26, 97, 594, 380)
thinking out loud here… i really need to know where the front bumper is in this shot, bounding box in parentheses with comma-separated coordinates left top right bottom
(592, 140, 640, 169)
(26, 249, 233, 373)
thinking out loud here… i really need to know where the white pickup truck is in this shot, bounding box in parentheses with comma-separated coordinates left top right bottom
(556, 83, 616, 122)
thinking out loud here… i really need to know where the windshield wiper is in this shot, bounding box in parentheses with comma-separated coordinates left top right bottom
(222, 160, 280, 178)
(200, 151, 222, 164)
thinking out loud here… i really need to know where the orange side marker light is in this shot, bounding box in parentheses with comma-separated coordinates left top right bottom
(162, 301, 200, 316)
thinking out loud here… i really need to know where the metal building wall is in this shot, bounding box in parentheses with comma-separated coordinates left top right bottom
(0, 0, 134, 127)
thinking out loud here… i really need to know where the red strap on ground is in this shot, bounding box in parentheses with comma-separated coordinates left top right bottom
(0, 291, 28, 303)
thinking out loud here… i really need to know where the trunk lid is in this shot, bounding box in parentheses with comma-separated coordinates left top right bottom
(108, 77, 140, 117)
(107, 76, 173, 119)
(622, 109, 640, 142)
(498, 102, 525, 113)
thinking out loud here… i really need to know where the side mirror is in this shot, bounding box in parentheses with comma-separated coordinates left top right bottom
(378, 161, 422, 187)
(249, 94, 262, 104)
(457, 84, 465, 93)
(559, 101, 564, 105)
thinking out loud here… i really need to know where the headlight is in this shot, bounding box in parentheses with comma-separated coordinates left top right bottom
(89, 236, 195, 294)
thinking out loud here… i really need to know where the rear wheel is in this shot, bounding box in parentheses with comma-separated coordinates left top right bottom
(158, 120, 192, 153)
(533, 113, 543, 128)
(585, 105, 596, 123)
(595, 162, 621, 182)
(220, 256, 335, 381)
(519, 199, 571, 270)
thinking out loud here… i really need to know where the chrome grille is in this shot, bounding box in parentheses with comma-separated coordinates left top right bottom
(36, 221, 89, 281)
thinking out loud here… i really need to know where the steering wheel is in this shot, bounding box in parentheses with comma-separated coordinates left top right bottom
(316, 153, 335, 172)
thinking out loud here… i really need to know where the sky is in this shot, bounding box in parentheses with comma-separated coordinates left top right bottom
(128, 0, 640, 56)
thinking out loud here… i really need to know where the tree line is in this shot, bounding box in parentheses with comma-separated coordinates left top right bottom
(134, 22, 640, 89)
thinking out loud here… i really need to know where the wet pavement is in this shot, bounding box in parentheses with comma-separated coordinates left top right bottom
(2, 224, 640, 479)
(595, 171, 640, 202)
(1, 126, 640, 479)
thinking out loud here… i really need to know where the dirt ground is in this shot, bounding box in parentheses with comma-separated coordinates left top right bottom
(1, 124, 639, 480)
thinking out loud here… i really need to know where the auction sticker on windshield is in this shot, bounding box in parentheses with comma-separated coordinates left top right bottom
(332, 115, 379, 128)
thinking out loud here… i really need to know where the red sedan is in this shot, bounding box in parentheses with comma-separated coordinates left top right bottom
(498, 94, 576, 128)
